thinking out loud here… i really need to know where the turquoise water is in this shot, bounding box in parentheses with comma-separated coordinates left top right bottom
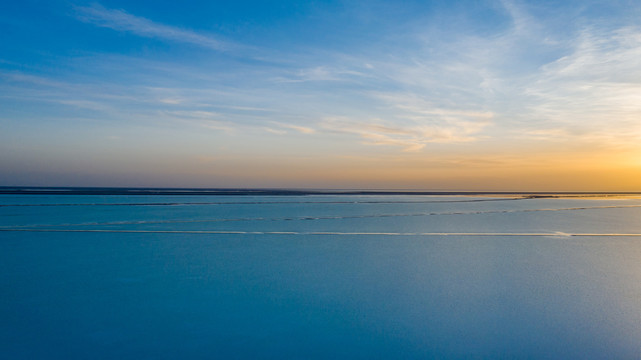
(2, 195, 641, 358)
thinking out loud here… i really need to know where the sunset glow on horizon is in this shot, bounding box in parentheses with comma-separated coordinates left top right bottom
(2, 0, 641, 191)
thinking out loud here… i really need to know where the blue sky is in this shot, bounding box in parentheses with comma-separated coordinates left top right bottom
(2, 0, 641, 189)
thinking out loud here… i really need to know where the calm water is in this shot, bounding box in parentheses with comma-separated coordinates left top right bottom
(2, 194, 641, 359)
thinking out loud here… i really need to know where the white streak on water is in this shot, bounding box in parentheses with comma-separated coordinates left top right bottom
(2, 228, 641, 237)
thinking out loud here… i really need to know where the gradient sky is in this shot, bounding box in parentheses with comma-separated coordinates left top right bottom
(1, 0, 641, 190)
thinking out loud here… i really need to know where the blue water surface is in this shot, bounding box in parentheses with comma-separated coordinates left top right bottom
(2, 195, 641, 359)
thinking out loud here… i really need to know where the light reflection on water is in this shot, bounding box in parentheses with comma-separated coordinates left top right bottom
(1, 195, 641, 358)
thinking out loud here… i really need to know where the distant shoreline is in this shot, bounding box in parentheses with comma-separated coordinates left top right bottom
(1, 187, 640, 198)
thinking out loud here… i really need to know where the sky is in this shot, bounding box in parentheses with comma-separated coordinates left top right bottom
(1, 0, 641, 191)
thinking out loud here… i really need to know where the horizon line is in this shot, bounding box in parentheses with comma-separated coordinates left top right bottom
(1, 186, 641, 197)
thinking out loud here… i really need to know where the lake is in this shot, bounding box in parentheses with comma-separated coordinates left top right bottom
(2, 193, 641, 358)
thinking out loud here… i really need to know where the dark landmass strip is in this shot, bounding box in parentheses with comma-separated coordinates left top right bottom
(1, 187, 640, 198)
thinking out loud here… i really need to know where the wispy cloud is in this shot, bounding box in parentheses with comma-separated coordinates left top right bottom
(516, 26, 641, 146)
(74, 3, 230, 51)
(319, 114, 488, 152)
(356, 1, 641, 151)
(320, 121, 426, 152)
(161, 110, 235, 132)
(261, 127, 287, 135)
(498, 0, 535, 35)
(1, 71, 70, 88)
(272, 66, 368, 83)
(271, 122, 316, 134)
